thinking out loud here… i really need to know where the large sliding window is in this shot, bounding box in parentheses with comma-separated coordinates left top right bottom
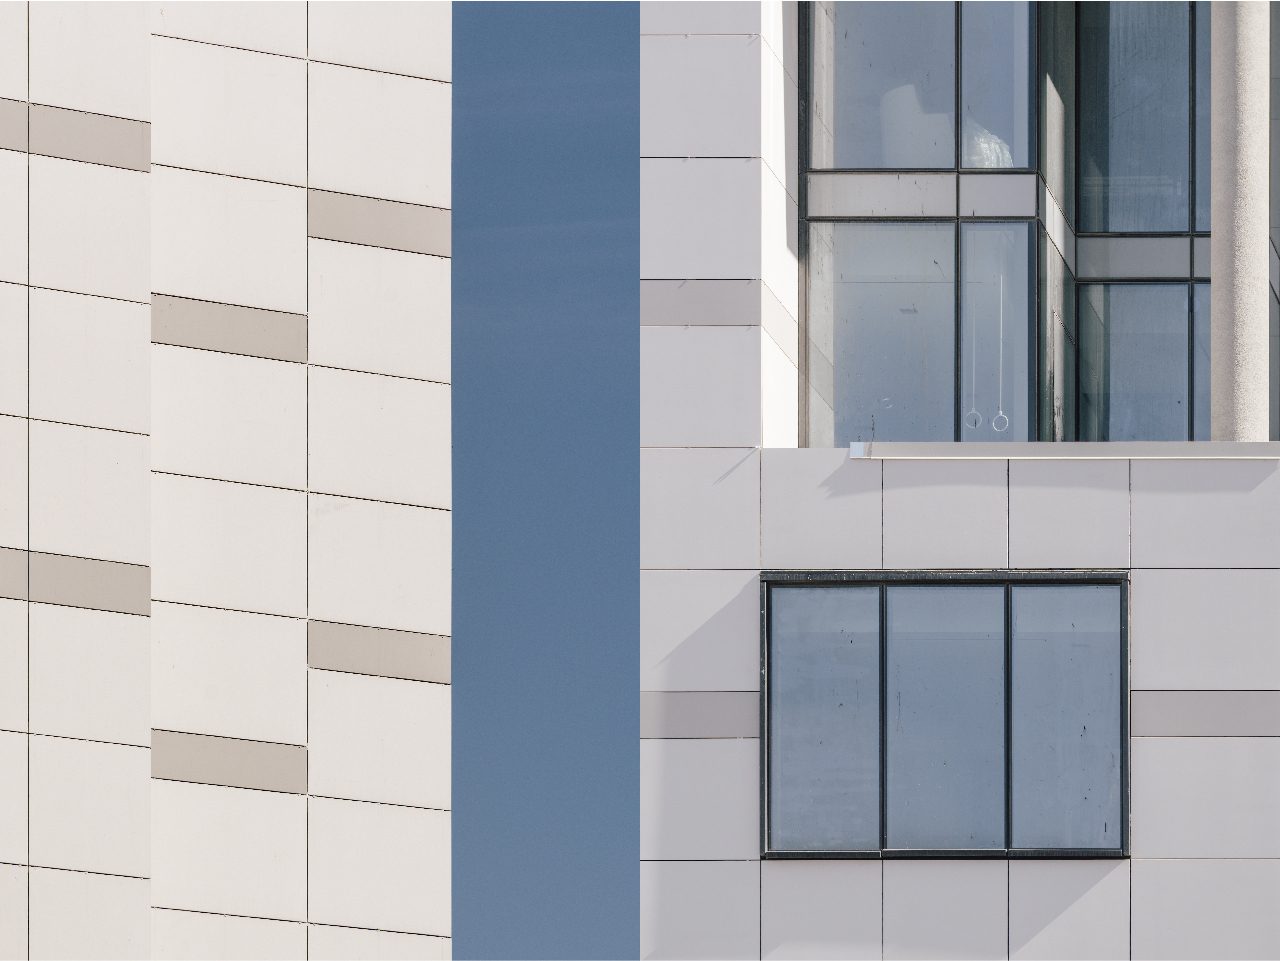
(765, 573, 1126, 857)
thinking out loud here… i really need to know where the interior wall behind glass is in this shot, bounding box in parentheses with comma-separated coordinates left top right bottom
(829, 2, 955, 168)
(1195, 3, 1211, 232)
(961, 2, 1033, 168)
(961, 223, 1033, 441)
(1079, 284, 1191, 441)
(1039, 2, 1076, 223)
(832, 222, 956, 443)
(1079, 2, 1191, 232)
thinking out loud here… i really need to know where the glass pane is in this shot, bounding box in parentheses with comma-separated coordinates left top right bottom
(1011, 586, 1122, 850)
(1079, 284, 1190, 441)
(1195, 3, 1211, 231)
(1194, 283, 1211, 439)
(832, 223, 956, 443)
(1079, 3, 1191, 232)
(886, 586, 1005, 850)
(961, 2, 1033, 168)
(1038, 228, 1078, 441)
(808, 223, 837, 447)
(1272, 290, 1279, 441)
(769, 586, 881, 851)
(823, 2, 956, 168)
(961, 223, 1033, 441)
(1039, 2, 1076, 223)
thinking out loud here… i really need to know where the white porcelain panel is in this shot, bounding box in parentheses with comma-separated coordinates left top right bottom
(308, 239, 450, 383)
(150, 908, 306, 961)
(1076, 236, 1190, 279)
(308, 2, 451, 81)
(1193, 236, 1210, 279)
(883, 859, 1007, 961)
(640, 448, 760, 570)
(151, 780, 307, 921)
(1132, 858, 1280, 959)
(309, 366, 451, 509)
(152, 165, 307, 314)
(808, 172, 957, 218)
(761, 327, 798, 447)
(640, 569, 759, 692)
(29, 604, 149, 746)
(29, 1, 150, 120)
(152, 472, 306, 616)
(641, 158, 762, 280)
(308, 494, 450, 636)
(640, 35, 761, 158)
(641, 2, 763, 36)
(29, 156, 149, 303)
(641, 326, 761, 447)
(28, 421, 149, 565)
(28, 868, 149, 961)
(1131, 736, 1280, 858)
(151, 344, 307, 490)
(883, 459, 1008, 569)
(761, 859, 880, 960)
(640, 738, 757, 860)
(151, 602, 306, 745)
(0, 731, 25, 865)
(1130, 568, 1280, 688)
(150, 1, 307, 58)
(309, 62, 450, 209)
(0, 863, 26, 960)
(0, 600, 25, 731)
(1009, 458, 1129, 569)
(29, 288, 150, 435)
(0, 2, 26, 100)
(309, 670, 450, 810)
(0, 283, 26, 417)
(308, 925, 449, 961)
(308, 796, 450, 937)
(761, 448, 880, 569)
(0, 415, 26, 549)
(151, 35, 307, 185)
(28, 736, 149, 877)
(1010, 859, 1129, 960)
(1131, 459, 1280, 567)
(959, 174, 1038, 217)
(0, 152, 26, 286)
(641, 860, 759, 961)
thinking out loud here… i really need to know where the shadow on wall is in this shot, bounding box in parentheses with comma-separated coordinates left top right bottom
(818, 458, 881, 500)
(1134, 458, 1277, 494)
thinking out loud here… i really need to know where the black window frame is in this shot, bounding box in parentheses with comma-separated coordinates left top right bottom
(759, 569, 1129, 860)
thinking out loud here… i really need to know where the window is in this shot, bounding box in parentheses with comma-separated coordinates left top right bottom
(764, 573, 1126, 857)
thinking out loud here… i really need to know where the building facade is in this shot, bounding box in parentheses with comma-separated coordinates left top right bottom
(641, 2, 1280, 959)
(0, 3, 452, 957)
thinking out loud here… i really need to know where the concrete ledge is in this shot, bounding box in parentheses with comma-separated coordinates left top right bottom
(1132, 690, 1280, 737)
(848, 441, 1280, 460)
(152, 729, 308, 793)
(640, 691, 759, 738)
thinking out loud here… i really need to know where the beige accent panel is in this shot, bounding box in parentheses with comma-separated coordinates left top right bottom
(308, 189, 451, 258)
(0, 547, 24, 601)
(151, 729, 307, 794)
(28, 103, 150, 172)
(1132, 690, 1280, 737)
(26, 551, 149, 616)
(640, 691, 759, 739)
(0, 98, 25, 152)
(308, 619, 450, 685)
(151, 293, 308, 364)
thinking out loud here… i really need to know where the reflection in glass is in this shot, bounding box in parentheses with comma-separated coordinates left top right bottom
(1039, 2, 1076, 222)
(808, 223, 837, 447)
(1080, 3, 1190, 232)
(886, 586, 1005, 850)
(1194, 283, 1210, 439)
(1012, 586, 1122, 850)
(831, 223, 956, 443)
(770, 587, 881, 851)
(961, 223, 1033, 441)
(1038, 229, 1077, 441)
(1272, 291, 1279, 441)
(1079, 285, 1190, 441)
(1195, 4, 1211, 231)
(820, 2, 956, 168)
(961, 2, 1033, 168)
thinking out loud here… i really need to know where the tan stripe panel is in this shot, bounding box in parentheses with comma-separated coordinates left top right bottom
(1132, 690, 1280, 737)
(152, 729, 307, 794)
(308, 620, 450, 684)
(152, 294, 308, 363)
(640, 691, 759, 738)
(0, 547, 26, 601)
(27, 551, 150, 616)
(0, 98, 26, 153)
(308, 189, 451, 257)
(29, 103, 149, 172)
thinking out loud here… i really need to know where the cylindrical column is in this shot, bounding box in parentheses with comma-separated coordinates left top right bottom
(1211, 1, 1271, 440)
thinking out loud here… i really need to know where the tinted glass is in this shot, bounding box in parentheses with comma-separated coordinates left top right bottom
(961, 2, 1033, 168)
(1195, 3, 1211, 231)
(886, 586, 1005, 850)
(1012, 586, 1122, 849)
(961, 222, 1034, 441)
(1038, 229, 1077, 441)
(770, 587, 881, 850)
(1079, 284, 1190, 441)
(1039, 2, 1076, 222)
(824, 2, 956, 168)
(1194, 282, 1211, 439)
(1079, 3, 1190, 232)
(832, 223, 956, 443)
